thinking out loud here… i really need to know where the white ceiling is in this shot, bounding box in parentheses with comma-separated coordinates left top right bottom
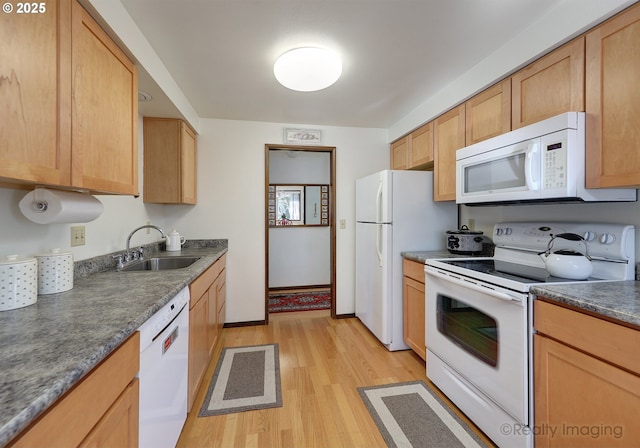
(120, 0, 568, 129)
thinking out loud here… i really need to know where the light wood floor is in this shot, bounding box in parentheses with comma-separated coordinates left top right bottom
(177, 310, 495, 447)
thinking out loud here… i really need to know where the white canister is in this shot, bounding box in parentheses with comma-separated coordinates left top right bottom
(0, 255, 38, 311)
(36, 248, 74, 295)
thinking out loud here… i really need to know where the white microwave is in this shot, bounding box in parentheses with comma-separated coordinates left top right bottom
(456, 112, 636, 205)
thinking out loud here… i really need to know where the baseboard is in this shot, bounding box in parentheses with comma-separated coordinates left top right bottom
(336, 313, 355, 319)
(223, 320, 266, 328)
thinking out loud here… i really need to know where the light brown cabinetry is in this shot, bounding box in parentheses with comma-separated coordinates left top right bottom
(511, 37, 585, 130)
(9, 333, 140, 448)
(434, 105, 465, 201)
(534, 300, 640, 447)
(0, 0, 71, 188)
(71, 1, 138, 195)
(402, 259, 426, 360)
(0, 0, 138, 195)
(465, 79, 511, 145)
(586, 2, 640, 188)
(188, 254, 227, 411)
(143, 118, 197, 204)
(390, 123, 434, 170)
(390, 136, 409, 170)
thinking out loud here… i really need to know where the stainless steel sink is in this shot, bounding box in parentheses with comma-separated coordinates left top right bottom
(120, 256, 201, 272)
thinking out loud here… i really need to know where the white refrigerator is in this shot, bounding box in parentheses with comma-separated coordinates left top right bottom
(355, 170, 457, 351)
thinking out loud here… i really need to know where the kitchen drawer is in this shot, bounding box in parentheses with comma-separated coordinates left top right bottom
(403, 259, 425, 283)
(534, 299, 640, 374)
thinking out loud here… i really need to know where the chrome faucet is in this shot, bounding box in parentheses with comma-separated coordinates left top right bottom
(124, 224, 166, 261)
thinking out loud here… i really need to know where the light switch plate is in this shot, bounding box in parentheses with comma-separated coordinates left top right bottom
(71, 226, 85, 246)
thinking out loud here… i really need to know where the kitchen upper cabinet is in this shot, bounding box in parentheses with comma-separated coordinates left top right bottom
(9, 333, 139, 448)
(408, 122, 434, 169)
(465, 79, 511, 145)
(586, 2, 640, 188)
(0, 0, 138, 195)
(403, 259, 426, 360)
(390, 123, 434, 170)
(390, 136, 409, 170)
(434, 105, 465, 201)
(71, 1, 138, 195)
(534, 300, 640, 448)
(511, 37, 585, 129)
(0, 0, 72, 188)
(143, 118, 197, 204)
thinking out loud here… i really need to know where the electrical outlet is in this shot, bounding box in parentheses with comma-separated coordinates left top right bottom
(340, 219, 346, 229)
(71, 226, 85, 247)
(146, 221, 151, 234)
(468, 219, 476, 230)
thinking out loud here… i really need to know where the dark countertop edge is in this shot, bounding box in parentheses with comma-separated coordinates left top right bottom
(531, 281, 640, 329)
(0, 241, 227, 447)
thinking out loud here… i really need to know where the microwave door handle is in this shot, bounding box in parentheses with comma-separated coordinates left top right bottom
(525, 142, 540, 191)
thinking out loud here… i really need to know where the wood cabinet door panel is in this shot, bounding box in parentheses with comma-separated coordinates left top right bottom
(434, 105, 465, 201)
(181, 123, 197, 204)
(0, 0, 72, 186)
(409, 122, 434, 168)
(79, 379, 139, 448)
(512, 37, 585, 129)
(403, 276, 426, 360)
(534, 334, 640, 448)
(71, 1, 138, 195)
(390, 137, 409, 170)
(465, 79, 511, 145)
(586, 2, 640, 188)
(188, 294, 209, 411)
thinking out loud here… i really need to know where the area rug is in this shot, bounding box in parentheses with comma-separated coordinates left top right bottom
(199, 344, 282, 417)
(268, 289, 331, 313)
(358, 381, 489, 448)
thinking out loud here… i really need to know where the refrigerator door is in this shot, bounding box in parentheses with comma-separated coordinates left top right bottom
(355, 221, 392, 345)
(356, 170, 392, 223)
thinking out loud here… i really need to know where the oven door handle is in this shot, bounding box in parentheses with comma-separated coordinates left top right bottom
(426, 268, 523, 304)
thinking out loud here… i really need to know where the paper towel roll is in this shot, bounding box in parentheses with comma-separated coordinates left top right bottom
(19, 189, 104, 224)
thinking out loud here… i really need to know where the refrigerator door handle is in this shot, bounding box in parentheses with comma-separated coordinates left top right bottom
(375, 224, 383, 267)
(375, 180, 383, 223)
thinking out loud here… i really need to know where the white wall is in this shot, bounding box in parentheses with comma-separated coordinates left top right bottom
(0, 115, 165, 262)
(461, 200, 640, 260)
(163, 119, 388, 322)
(389, 0, 637, 140)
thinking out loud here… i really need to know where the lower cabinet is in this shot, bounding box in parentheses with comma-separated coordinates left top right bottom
(188, 254, 227, 411)
(9, 333, 140, 448)
(534, 299, 640, 447)
(402, 259, 426, 360)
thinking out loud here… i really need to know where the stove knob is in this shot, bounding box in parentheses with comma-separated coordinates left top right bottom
(504, 228, 512, 236)
(600, 233, 615, 244)
(583, 231, 596, 242)
(495, 228, 503, 236)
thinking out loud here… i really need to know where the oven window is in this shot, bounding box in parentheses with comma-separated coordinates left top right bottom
(436, 294, 498, 367)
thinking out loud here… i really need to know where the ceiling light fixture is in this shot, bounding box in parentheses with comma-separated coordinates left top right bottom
(274, 47, 342, 92)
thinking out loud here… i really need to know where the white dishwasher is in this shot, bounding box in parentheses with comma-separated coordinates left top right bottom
(138, 287, 190, 448)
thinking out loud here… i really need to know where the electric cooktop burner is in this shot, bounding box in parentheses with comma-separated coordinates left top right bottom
(439, 259, 596, 284)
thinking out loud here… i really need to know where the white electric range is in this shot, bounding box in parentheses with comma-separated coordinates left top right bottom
(424, 221, 635, 448)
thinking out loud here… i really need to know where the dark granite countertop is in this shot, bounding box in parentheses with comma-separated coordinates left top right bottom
(401, 250, 489, 264)
(532, 281, 640, 329)
(0, 240, 227, 447)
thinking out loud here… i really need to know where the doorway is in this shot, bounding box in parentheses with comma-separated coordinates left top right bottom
(264, 144, 336, 324)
